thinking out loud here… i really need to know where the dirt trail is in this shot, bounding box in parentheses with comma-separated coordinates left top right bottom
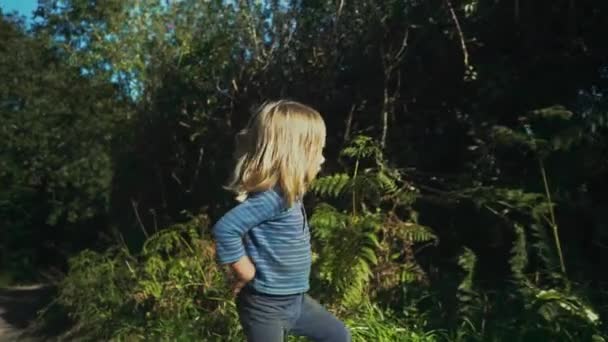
(0, 285, 55, 342)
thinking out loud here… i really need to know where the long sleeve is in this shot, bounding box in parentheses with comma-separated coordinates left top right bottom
(212, 189, 283, 264)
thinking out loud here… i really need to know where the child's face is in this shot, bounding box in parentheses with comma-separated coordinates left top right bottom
(318, 153, 325, 172)
(316, 141, 326, 172)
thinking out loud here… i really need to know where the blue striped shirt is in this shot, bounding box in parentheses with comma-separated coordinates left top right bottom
(212, 188, 311, 295)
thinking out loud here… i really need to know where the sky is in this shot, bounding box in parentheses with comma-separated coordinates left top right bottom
(0, 0, 38, 19)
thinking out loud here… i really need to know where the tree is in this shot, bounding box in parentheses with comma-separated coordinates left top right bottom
(0, 14, 128, 279)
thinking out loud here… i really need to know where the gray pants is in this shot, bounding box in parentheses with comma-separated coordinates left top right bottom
(236, 286, 351, 342)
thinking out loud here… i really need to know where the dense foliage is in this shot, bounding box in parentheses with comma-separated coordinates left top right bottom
(1, 0, 607, 340)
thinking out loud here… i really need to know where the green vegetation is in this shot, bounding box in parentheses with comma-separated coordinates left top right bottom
(1, 0, 607, 340)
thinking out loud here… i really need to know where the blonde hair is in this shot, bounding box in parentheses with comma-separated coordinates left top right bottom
(226, 100, 326, 207)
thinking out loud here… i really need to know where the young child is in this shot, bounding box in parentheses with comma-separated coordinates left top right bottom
(212, 100, 351, 342)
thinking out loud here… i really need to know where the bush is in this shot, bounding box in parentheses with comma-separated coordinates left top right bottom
(53, 214, 242, 341)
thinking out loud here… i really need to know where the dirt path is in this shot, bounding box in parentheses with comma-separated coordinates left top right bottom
(0, 285, 55, 342)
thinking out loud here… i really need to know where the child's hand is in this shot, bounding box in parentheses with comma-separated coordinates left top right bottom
(231, 255, 256, 281)
(227, 255, 256, 296)
(232, 279, 248, 296)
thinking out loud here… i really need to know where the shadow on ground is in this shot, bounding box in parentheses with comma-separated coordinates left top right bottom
(0, 285, 63, 341)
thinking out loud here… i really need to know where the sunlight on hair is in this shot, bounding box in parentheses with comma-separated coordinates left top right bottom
(226, 100, 326, 206)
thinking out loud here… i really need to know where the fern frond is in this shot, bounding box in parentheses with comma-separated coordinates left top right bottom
(529, 223, 560, 277)
(386, 214, 437, 244)
(491, 125, 542, 151)
(341, 256, 372, 308)
(310, 203, 348, 240)
(399, 262, 425, 284)
(311, 209, 382, 309)
(142, 228, 187, 256)
(510, 223, 528, 283)
(336, 213, 384, 308)
(458, 247, 476, 293)
(456, 247, 483, 328)
(341, 135, 382, 160)
(533, 289, 601, 326)
(402, 223, 437, 243)
(311, 173, 351, 198)
(376, 169, 398, 194)
(361, 246, 379, 266)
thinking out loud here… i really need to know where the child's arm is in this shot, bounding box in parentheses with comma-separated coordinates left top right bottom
(212, 190, 282, 290)
(220, 255, 256, 295)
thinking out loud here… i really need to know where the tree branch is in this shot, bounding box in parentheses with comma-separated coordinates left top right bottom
(445, 0, 470, 67)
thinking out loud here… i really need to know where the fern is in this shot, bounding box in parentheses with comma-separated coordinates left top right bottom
(522, 287, 604, 341)
(53, 215, 243, 341)
(310, 173, 351, 198)
(311, 209, 382, 309)
(457, 248, 476, 296)
(401, 222, 437, 244)
(510, 223, 528, 284)
(508, 216, 603, 339)
(456, 247, 483, 336)
(398, 262, 426, 284)
(340, 135, 383, 161)
(460, 186, 566, 281)
(533, 289, 600, 325)
(342, 214, 382, 308)
(309, 202, 348, 240)
(376, 168, 399, 194)
(529, 222, 561, 280)
(310, 135, 435, 311)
